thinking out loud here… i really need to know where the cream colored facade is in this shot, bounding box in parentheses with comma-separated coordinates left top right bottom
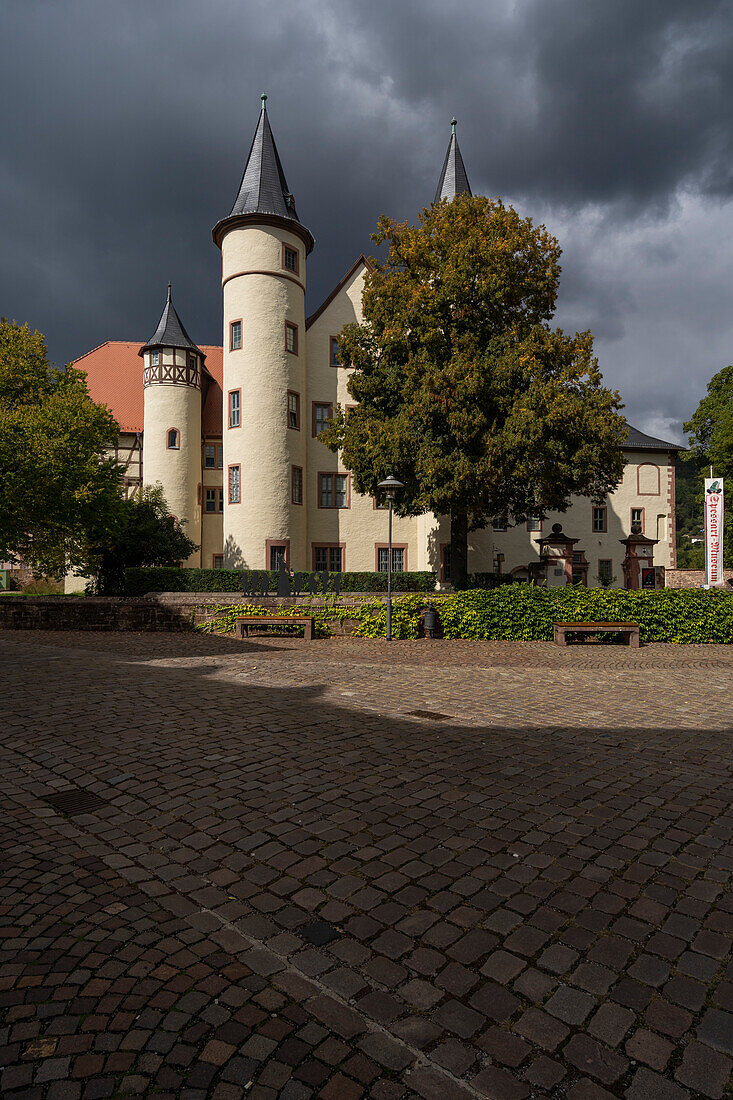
(75, 102, 678, 589)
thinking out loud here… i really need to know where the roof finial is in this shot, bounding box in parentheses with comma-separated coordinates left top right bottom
(261, 92, 267, 109)
(167, 281, 172, 301)
(451, 117, 457, 135)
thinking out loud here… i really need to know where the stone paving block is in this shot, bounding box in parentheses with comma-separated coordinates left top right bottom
(624, 1066, 690, 1099)
(563, 1032, 628, 1085)
(471, 1063, 530, 1098)
(675, 1039, 732, 1098)
(697, 1008, 733, 1056)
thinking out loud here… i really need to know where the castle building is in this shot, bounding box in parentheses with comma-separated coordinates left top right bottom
(75, 98, 679, 589)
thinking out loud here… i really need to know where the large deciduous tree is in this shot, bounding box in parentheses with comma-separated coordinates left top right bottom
(0, 319, 123, 577)
(683, 363, 733, 567)
(321, 194, 627, 587)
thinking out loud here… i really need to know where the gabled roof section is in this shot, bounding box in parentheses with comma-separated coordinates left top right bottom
(213, 95, 314, 253)
(623, 424, 680, 452)
(434, 118, 472, 203)
(306, 254, 373, 330)
(139, 284, 204, 360)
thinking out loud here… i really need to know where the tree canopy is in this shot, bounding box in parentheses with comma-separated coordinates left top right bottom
(0, 319, 123, 578)
(321, 194, 627, 586)
(682, 363, 732, 568)
(92, 484, 198, 594)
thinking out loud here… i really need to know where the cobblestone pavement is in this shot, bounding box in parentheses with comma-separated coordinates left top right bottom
(1, 630, 732, 1099)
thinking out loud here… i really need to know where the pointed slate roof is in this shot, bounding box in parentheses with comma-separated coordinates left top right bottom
(139, 284, 205, 359)
(434, 118, 472, 203)
(212, 95, 314, 253)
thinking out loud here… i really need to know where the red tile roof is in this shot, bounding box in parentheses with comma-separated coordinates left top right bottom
(74, 341, 224, 436)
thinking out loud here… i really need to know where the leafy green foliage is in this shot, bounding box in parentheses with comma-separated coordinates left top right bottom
(0, 319, 123, 577)
(124, 567, 435, 596)
(94, 486, 197, 594)
(675, 455, 705, 569)
(321, 194, 626, 586)
(683, 364, 733, 567)
(199, 587, 732, 644)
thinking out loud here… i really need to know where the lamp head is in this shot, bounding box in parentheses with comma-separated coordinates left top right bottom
(377, 474, 405, 501)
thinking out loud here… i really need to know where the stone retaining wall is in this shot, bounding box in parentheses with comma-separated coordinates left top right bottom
(0, 592, 389, 632)
(0, 597, 190, 632)
(665, 569, 733, 589)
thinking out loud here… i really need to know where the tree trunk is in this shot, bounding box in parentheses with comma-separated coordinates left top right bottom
(450, 511, 468, 590)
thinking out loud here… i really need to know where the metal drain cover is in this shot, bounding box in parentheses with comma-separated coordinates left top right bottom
(300, 920, 339, 946)
(44, 789, 108, 816)
(407, 710, 450, 721)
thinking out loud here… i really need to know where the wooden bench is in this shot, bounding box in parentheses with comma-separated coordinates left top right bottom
(553, 621, 640, 648)
(235, 616, 315, 640)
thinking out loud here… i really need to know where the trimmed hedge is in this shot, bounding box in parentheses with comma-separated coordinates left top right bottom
(199, 586, 733, 643)
(124, 566, 436, 597)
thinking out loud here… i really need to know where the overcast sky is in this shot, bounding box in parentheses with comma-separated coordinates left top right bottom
(2, 0, 732, 442)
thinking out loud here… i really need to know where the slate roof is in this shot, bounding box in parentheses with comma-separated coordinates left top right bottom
(624, 424, 680, 452)
(227, 96, 301, 221)
(139, 285, 204, 358)
(434, 120, 472, 203)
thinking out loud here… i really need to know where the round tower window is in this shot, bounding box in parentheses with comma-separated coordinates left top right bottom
(167, 428, 180, 449)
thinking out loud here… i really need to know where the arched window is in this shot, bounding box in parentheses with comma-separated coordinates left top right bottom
(167, 428, 180, 450)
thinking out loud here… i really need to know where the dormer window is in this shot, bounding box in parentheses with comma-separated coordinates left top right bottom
(150, 350, 160, 366)
(282, 245, 299, 275)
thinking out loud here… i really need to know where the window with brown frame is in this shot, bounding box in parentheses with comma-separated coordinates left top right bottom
(313, 401, 333, 437)
(213, 554, 224, 569)
(229, 319, 242, 351)
(598, 559, 613, 585)
(318, 472, 348, 508)
(205, 488, 224, 514)
(376, 545, 407, 572)
(267, 541, 289, 571)
(282, 244, 299, 275)
(166, 428, 180, 449)
(287, 390, 300, 430)
(150, 350, 160, 366)
(204, 443, 223, 469)
(631, 507, 644, 531)
(228, 465, 240, 504)
(285, 322, 298, 355)
(592, 505, 607, 532)
(527, 516, 542, 532)
(291, 465, 303, 505)
(313, 545, 343, 572)
(228, 389, 241, 428)
(330, 337, 341, 367)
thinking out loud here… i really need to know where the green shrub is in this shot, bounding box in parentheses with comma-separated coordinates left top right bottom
(124, 567, 435, 596)
(198, 586, 733, 643)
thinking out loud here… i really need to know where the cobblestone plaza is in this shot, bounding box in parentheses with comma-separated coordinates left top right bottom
(1, 631, 731, 1098)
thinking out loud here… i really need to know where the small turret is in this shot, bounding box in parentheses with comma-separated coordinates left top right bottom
(140, 284, 203, 564)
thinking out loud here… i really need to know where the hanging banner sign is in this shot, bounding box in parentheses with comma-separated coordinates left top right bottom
(705, 478, 724, 586)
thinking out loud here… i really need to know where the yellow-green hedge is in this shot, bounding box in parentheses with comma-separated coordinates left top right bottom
(199, 587, 732, 643)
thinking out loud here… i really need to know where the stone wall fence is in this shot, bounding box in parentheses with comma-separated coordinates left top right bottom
(665, 569, 733, 589)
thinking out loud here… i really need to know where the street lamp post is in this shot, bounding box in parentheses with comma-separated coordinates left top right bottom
(377, 475, 404, 641)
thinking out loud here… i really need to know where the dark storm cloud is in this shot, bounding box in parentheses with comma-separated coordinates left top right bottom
(1, 0, 732, 438)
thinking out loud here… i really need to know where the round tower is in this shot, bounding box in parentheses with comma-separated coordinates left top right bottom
(213, 94, 314, 571)
(140, 285, 204, 565)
